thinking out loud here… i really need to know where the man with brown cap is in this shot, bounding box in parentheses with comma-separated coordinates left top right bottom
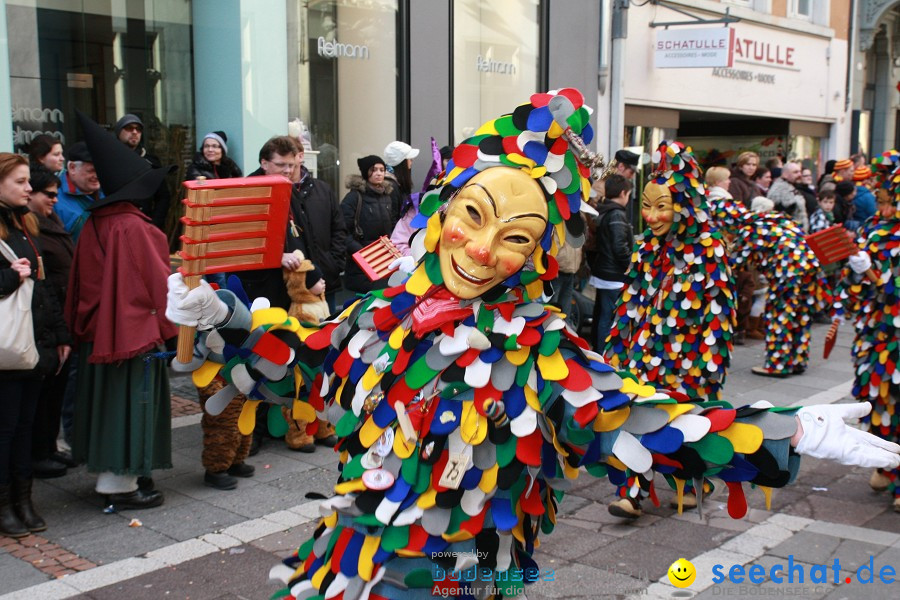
(66, 112, 177, 509)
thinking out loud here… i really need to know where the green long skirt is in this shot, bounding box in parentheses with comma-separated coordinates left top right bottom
(72, 343, 172, 476)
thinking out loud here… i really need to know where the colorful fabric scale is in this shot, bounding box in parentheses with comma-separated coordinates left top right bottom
(707, 196, 831, 374)
(834, 206, 900, 498)
(606, 142, 736, 401)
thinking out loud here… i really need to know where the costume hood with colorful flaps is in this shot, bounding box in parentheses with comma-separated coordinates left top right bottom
(76, 111, 175, 211)
(409, 88, 607, 301)
(605, 140, 735, 401)
(873, 150, 900, 204)
(646, 141, 709, 241)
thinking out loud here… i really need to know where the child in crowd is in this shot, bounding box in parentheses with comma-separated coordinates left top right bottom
(809, 189, 837, 233)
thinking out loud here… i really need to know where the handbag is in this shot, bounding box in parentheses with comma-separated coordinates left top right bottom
(0, 238, 39, 370)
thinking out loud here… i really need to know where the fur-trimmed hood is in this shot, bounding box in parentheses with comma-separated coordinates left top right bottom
(345, 173, 394, 195)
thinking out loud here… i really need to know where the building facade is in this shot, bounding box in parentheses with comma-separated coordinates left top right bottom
(595, 0, 853, 177)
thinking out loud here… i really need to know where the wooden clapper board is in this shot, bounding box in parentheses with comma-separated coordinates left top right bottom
(175, 176, 291, 363)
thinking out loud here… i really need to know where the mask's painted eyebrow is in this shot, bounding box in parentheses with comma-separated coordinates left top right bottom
(468, 182, 547, 223)
(642, 191, 671, 204)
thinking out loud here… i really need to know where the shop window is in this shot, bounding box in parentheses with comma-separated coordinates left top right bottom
(452, 0, 540, 143)
(788, 0, 813, 21)
(7, 1, 193, 168)
(286, 0, 398, 196)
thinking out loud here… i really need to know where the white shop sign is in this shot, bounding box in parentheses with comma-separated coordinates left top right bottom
(654, 27, 734, 68)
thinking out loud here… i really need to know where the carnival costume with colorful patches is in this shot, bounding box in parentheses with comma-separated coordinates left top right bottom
(166, 90, 900, 600)
(834, 164, 900, 501)
(706, 196, 831, 375)
(602, 142, 735, 505)
(606, 142, 735, 401)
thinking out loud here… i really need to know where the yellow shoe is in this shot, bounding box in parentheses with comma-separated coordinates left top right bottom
(608, 497, 642, 519)
(870, 470, 891, 492)
(893, 496, 900, 513)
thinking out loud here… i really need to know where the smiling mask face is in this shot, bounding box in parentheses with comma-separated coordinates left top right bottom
(438, 168, 549, 299)
(641, 182, 676, 238)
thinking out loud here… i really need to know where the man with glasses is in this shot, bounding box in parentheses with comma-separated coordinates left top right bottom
(239, 136, 308, 309)
(55, 142, 102, 242)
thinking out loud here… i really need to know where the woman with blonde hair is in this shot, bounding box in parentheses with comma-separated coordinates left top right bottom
(0, 153, 70, 537)
(730, 151, 759, 204)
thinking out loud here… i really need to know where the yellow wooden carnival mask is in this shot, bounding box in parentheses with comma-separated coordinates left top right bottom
(641, 182, 676, 238)
(438, 168, 548, 299)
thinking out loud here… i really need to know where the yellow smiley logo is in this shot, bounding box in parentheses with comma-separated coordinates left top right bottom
(668, 558, 696, 588)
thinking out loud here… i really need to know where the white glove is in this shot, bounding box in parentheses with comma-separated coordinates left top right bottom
(388, 255, 417, 274)
(166, 273, 229, 330)
(847, 251, 872, 274)
(795, 403, 900, 469)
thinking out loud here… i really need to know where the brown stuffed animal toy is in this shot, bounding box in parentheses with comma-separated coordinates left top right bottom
(281, 250, 337, 452)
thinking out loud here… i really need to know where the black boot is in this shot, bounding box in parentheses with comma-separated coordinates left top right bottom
(0, 483, 29, 538)
(12, 478, 46, 533)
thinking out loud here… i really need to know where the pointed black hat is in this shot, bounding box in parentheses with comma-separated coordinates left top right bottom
(76, 111, 174, 211)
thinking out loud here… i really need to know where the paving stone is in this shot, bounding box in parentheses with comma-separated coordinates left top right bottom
(769, 531, 842, 565)
(860, 508, 900, 534)
(170, 422, 202, 451)
(0, 551, 52, 594)
(62, 557, 166, 592)
(288, 499, 323, 520)
(531, 522, 616, 562)
(265, 466, 340, 498)
(141, 500, 245, 541)
(251, 521, 318, 555)
(40, 502, 129, 539)
(804, 520, 899, 547)
(765, 513, 814, 532)
(82, 543, 283, 600)
(203, 481, 316, 519)
(263, 508, 312, 528)
(628, 518, 739, 557)
(160, 469, 264, 502)
(244, 450, 317, 483)
(0, 580, 79, 600)
(221, 517, 285, 543)
(198, 532, 241, 549)
(577, 536, 685, 581)
(144, 538, 218, 566)
(54, 521, 176, 565)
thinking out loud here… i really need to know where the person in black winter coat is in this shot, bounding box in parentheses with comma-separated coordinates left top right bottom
(0, 153, 70, 538)
(588, 174, 634, 350)
(25, 167, 77, 478)
(340, 155, 399, 294)
(293, 161, 347, 312)
(185, 132, 243, 181)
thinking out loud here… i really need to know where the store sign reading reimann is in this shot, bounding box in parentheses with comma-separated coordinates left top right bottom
(317, 36, 369, 59)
